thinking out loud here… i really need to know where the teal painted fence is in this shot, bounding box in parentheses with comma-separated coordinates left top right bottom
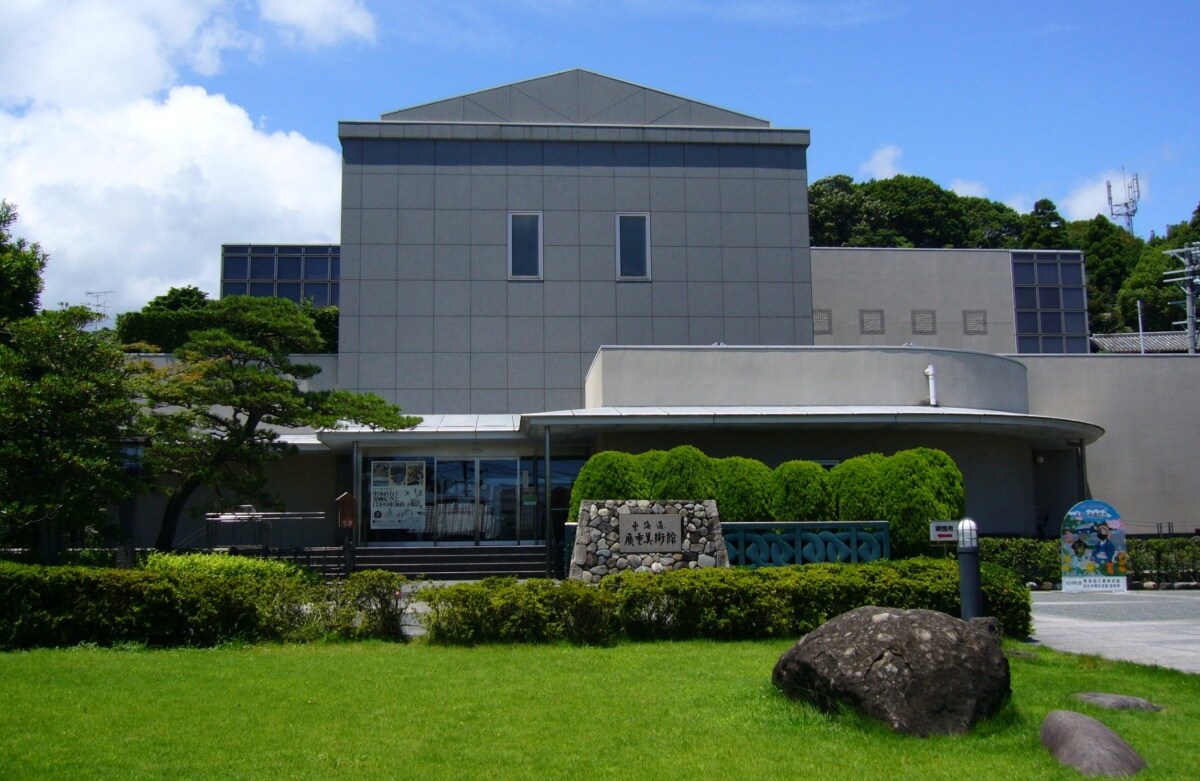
(562, 520, 889, 574)
(722, 522, 890, 567)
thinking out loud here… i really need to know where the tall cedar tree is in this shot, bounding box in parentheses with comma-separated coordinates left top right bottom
(0, 307, 142, 560)
(141, 296, 418, 549)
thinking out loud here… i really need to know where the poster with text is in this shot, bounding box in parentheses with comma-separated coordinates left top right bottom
(1060, 499, 1128, 592)
(370, 461, 427, 531)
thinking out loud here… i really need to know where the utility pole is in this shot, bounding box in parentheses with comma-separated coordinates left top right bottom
(1163, 243, 1200, 355)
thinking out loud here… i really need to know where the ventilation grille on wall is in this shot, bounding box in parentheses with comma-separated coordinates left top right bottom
(911, 309, 936, 335)
(963, 309, 988, 335)
(859, 309, 885, 335)
(813, 308, 832, 335)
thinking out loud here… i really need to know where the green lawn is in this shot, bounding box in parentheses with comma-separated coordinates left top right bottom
(0, 640, 1195, 780)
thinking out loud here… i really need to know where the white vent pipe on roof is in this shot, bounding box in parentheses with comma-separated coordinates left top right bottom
(924, 364, 938, 407)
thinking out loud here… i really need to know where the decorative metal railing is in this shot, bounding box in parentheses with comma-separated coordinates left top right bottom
(722, 522, 890, 567)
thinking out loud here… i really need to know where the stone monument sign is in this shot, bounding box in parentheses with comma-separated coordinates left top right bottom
(569, 499, 729, 583)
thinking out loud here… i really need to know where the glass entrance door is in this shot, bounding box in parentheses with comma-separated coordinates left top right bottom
(433, 460, 477, 543)
(431, 458, 522, 544)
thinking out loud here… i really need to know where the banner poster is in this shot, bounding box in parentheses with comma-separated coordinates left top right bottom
(370, 461, 426, 531)
(1060, 499, 1128, 593)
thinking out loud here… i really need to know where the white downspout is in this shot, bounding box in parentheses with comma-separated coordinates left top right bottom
(924, 364, 938, 407)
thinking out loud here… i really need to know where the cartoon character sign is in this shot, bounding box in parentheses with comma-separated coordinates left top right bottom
(1061, 499, 1128, 592)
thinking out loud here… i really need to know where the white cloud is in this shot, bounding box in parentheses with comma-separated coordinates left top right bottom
(0, 1, 363, 317)
(260, 0, 376, 47)
(1004, 194, 1033, 214)
(0, 1, 249, 109)
(1061, 171, 1143, 223)
(859, 144, 903, 180)
(950, 179, 987, 198)
(0, 88, 341, 316)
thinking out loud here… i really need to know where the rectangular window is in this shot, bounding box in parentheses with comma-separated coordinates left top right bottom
(616, 214, 650, 279)
(509, 213, 542, 279)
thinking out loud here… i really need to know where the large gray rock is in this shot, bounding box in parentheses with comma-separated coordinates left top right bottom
(1041, 710, 1147, 776)
(772, 606, 1011, 736)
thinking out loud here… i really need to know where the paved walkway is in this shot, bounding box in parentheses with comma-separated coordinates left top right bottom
(1030, 590, 1200, 674)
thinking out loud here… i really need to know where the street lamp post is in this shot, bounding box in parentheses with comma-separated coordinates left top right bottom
(957, 517, 983, 621)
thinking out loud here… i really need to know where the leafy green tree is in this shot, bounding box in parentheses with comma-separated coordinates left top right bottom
(0, 307, 142, 560)
(1019, 199, 1073, 250)
(1067, 215, 1143, 333)
(1116, 243, 1184, 332)
(118, 287, 338, 353)
(858, 175, 969, 248)
(959, 196, 1023, 249)
(140, 296, 419, 549)
(808, 174, 863, 246)
(0, 201, 48, 332)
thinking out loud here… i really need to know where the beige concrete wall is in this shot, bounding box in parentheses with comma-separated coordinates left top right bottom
(1021, 354, 1200, 532)
(586, 345, 1029, 413)
(810, 247, 1016, 353)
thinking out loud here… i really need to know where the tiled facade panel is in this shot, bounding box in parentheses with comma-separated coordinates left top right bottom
(340, 135, 813, 413)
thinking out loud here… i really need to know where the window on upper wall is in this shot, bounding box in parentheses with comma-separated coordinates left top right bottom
(509, 213, 542, 279)
(616, 214, 650, 280)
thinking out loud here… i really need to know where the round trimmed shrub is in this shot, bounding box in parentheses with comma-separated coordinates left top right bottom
(712, 456, 773, 523)
(646, 445, 715, 501)
(880, 449, 964, 558)
(633, 449, 667, 480)
(770, 460, 834, 521)
(829, 453, 887, 521)
(567, 450, 649, 522)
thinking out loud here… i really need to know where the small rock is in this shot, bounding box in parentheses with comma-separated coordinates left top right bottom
(698, 553, 716, 568)
(1143, 581, 1158, 590)
(1073, 693, 1163, 712)
(1040, 710, 1147, 776)
(1040, 581, 1055, 591)
(650, 562, 663, 574)
(1026, 581, 1039, 589)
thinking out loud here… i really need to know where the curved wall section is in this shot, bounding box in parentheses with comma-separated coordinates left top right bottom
(585, 345, 1029, 413)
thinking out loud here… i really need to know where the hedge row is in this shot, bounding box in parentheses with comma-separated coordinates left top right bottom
(568, 445, 965, 557)
(0, 554, 411, 649)
(422, 557, 1031, 646)
(981, 536, 1200, 584)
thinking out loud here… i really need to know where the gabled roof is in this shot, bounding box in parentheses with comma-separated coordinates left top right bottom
(381, 68, 770, 128)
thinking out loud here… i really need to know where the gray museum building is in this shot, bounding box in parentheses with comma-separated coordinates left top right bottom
(141, 70, 1200, 551)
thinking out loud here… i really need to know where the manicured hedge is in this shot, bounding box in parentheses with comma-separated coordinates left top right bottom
(421, 557, 1031, 645)
(713, 456, 773, 524)
(567, 445, 965, 555)
(0, 554, 411, 649)
(770, 460, 834, 522)
(982, 535, 1200, 585)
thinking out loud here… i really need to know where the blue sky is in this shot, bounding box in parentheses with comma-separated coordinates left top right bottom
(1, 1, 1196, 317)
